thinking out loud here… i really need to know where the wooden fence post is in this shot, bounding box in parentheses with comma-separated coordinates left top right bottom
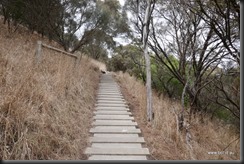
(35, 41, 42, 64)
(75, 51, 81, 68)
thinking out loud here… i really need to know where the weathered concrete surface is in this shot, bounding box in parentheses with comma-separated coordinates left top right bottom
(94, 115, 134, 120)
(88, 155, 147, 160)
(85, 147, 150, 155)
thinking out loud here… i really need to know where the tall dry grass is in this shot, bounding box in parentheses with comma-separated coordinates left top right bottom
(115, 72, 240, 160)
(0, 23, 100, 159)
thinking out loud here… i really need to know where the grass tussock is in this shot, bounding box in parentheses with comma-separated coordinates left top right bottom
(115, 72, 240, 160)
(0, 23, 100, 160)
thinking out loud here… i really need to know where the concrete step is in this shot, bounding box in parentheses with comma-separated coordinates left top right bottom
(95, 106, 128, 109)
(96, 104, 128, 107)
(94, 111, 132, 115)
(98, 88, 119, 89)
(98, 90, 121, 92)
(95, 107, 129, 111)
(99, 87, 119, 89)
(99, 86, 119, 89)
(97, 98, 125, 101)
(90, 127, 141, 133)
(85, 147, 150, 155)
(88, 155, 147, 160)
(97, 100, 126, 104)
(98, 90, 120, 91)
(99, 85, 118, 86)
(92, 120, 137, 126)
(96, 99, 124, 102)
(91, 143, 141, 148)
(97, 96, 124, 99)
(97, 93, 123, 97)
(90, 137, 145, 143)
(97, 91, 121, 93)
(96, 101, 126, 104)
(94, 115, 134, 120)
(97, 99, 125, 102)
(98, 93, 121, 95)
(93, 134, 139, 137)
(98, 89, 120, 91)
(99, 88, 120, 90)
(91, 125, 136, 129)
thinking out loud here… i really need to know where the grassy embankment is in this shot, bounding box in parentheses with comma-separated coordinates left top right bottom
(0, 22, 104, 160)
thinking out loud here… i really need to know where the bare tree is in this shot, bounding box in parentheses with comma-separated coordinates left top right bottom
(188, 0, 240, 65)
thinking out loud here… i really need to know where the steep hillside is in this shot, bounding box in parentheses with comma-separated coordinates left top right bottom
(0, 23, 101, 159)
(115, 72, 240, 160)
(0, 20, 240, 160)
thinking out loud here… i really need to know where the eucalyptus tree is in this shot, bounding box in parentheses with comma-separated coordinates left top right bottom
(124, 0, 155, 121)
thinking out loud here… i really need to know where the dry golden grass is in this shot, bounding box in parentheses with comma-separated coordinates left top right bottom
(115, 72, 240, 160)
(0, 23, 100, 160)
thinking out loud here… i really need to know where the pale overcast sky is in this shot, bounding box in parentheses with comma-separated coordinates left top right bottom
(119, 0, 125, 6)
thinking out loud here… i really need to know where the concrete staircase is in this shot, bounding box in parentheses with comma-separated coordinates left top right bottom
(85, 73, 150, 160)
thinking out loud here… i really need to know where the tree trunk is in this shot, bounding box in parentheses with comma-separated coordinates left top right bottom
(143, 0, 153, 122)
(144, 40, 152, 121)
(179, 80, 188, 131)
(186, 86, 200, 122)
